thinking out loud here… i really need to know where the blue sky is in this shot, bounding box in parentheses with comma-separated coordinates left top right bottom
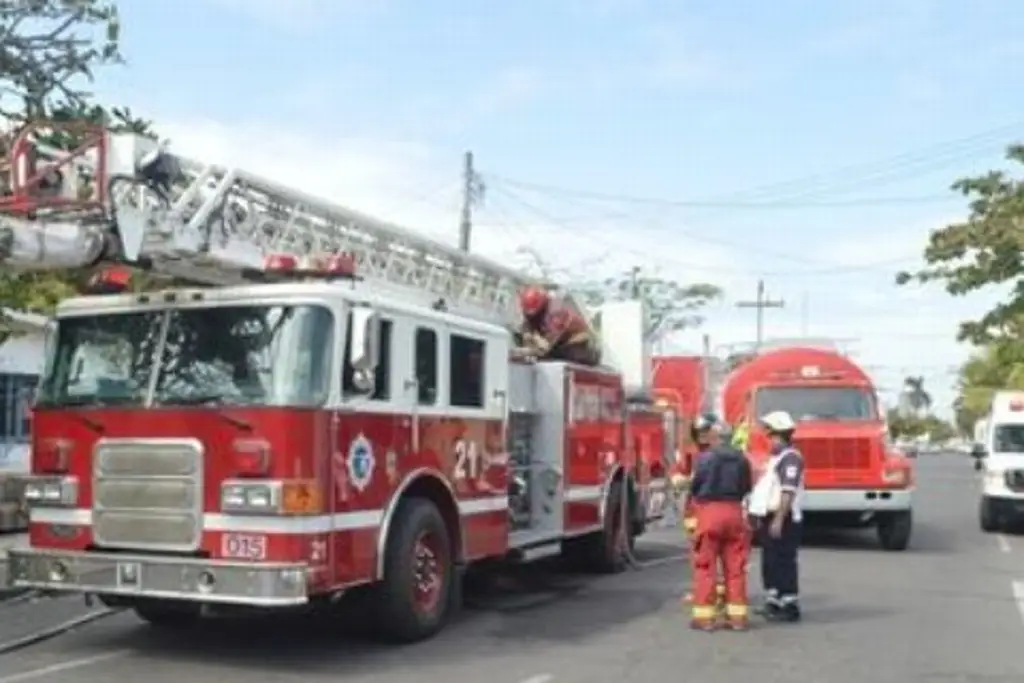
(96, 0, 1024, 414)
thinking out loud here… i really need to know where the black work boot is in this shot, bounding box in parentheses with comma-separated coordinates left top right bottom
(780, 602, 801, 623)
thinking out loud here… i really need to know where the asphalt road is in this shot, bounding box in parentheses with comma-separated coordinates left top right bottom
(1, 452, 1022, 683)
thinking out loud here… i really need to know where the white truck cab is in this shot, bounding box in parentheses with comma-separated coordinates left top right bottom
(979, 392, 1024, 532)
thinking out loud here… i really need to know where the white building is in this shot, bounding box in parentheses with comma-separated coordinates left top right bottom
(0, 309, 47, 474)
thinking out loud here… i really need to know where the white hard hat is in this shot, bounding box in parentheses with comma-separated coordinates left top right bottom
(761, 410, 796, 433)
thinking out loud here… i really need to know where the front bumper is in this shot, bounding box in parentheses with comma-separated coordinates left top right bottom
(982, 495, 1024, 520)
(802, 487, 913, 513)
(6, 549, 310, 607)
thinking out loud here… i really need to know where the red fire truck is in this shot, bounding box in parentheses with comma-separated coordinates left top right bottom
(0, 122, 674, 641)
(718, 342, 914, 550)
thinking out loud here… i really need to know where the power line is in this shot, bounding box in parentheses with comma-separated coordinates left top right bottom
(485, 184, 920, 277)
(482, 118, 1024, 210)
(735, 279, 784, 349)
(486, 174, 958, 209)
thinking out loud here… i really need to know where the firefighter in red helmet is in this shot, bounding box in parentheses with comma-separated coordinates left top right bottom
(688, 414, 753, 631)
(514, 285, 599, 366)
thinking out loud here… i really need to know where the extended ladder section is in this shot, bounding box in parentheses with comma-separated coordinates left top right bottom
(0, 122, 592, 330)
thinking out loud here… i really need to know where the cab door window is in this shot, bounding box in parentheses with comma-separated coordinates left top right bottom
(414, 327, 438, 405)
(449, 334, 485, 408)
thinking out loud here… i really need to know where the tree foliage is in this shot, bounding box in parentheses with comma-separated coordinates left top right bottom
(952, 340, 1024, 434)
(886, 408, 956, 441)
(0, 1, 153, 319)
(574, 266, 723, 344)
(896, 145, 1024, 344)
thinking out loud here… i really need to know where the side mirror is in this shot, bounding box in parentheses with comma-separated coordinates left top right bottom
(970, 445, 987, 459)
(347, 305, 380, 394)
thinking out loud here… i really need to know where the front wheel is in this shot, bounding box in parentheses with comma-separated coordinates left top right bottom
(877, 509, 912, 551)
(132, 599, 202, 628)
(370, 498, 454, 643)
(979, 496, 1000, 533)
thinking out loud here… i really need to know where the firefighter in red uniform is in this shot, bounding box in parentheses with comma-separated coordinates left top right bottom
(514, 286, 600, 365)
(678, 415, 727, 608)
(688, 416, 754, 631)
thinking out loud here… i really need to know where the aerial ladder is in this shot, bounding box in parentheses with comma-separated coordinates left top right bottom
(0, 120, 594, 332)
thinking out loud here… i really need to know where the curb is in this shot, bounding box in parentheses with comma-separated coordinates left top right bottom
(0, 587, 30, 601)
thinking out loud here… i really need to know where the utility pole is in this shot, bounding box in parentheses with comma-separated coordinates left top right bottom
(629, 265, 641, 298)
(701, 333, 712, 413)
(458, 151, 485, 252)
(735, 279, 784, 350)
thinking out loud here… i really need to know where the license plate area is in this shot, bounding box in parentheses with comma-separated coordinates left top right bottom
(221, 533, 268, 561)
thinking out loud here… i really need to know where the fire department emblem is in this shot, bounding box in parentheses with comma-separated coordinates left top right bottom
(347, 434, 375, 492)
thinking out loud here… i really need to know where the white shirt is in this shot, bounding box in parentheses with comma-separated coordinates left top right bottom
(747, 447, 804, 522)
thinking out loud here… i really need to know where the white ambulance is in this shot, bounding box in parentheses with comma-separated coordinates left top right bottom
(979, 391, 1024, 531)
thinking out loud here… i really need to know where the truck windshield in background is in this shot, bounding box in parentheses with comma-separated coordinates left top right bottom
(993, 424, 1024, 453)
(754, 386, 876, 422)
(37, 304, 334, 408)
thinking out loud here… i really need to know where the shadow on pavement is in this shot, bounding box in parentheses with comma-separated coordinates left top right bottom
(81, 540, 688, 675)
(800, 521, 955, 554)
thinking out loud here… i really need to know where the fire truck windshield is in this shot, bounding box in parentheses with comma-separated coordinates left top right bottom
(755, 386, 876, 422)
(36, 304, 334, 408)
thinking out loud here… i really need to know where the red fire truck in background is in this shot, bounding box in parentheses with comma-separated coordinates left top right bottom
(0, 122, 675, 642)
(651, 354, 705, 479)
(719, 343, 914, 550)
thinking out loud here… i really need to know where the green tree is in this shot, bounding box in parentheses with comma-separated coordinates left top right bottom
(575, 266, 723, 345)
(896, 144, 1024, 344)
(953, 339, 1024, 432)
(0, 1, 154, 320)
(886, 407, 956, 441)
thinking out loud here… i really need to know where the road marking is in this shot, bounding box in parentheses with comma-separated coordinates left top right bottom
(998, 535, 1012, 553)
(0, 651, 127, 683)
(633, 553, 687, 569)
(1012, 581, 1024, 626)
(519, 676, 553, 683)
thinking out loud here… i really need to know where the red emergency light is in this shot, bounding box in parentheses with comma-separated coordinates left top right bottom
(262, 252, 357, 279)
(1010, 399, 1024, 411)
(81, 265, 132, 295)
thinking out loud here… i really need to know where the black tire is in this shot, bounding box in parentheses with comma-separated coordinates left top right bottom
(370, 497, 454, 643)
(565, 479, 633, 573)
(980, 496, 1000, 533)
(133, 600, 201, 628)
(877, 509, 913, 551)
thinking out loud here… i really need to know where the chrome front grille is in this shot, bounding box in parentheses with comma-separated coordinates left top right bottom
(796, 437, 872, 471)
(92, 439, 204, 552)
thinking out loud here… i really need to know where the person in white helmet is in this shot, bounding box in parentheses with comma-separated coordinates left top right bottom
(747, 410, 804, 623)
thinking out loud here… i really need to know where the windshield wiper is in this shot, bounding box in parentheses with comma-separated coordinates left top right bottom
(36, 395, 141, 409)
(157, 394, 255, 430)
(160, 393, 236, 406)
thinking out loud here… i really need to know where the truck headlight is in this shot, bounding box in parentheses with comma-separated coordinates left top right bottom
(882, 468, 907, 486)
(23, 477, 78, 507)
(221, 483, 278, 513)
(220, 479, 321, 515)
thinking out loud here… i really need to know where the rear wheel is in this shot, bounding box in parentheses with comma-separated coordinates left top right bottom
(877, 509, 912, 551)
(564, 479, 634, 573)
(370, 498, 454, 643)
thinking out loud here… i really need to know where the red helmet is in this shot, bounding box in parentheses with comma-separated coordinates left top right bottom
(519, 286, 549, 316)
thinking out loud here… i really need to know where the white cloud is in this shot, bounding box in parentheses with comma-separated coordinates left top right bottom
(157, 115, 975, 416)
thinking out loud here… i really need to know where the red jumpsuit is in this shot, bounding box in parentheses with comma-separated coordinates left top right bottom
(689, 448, 752, 630)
